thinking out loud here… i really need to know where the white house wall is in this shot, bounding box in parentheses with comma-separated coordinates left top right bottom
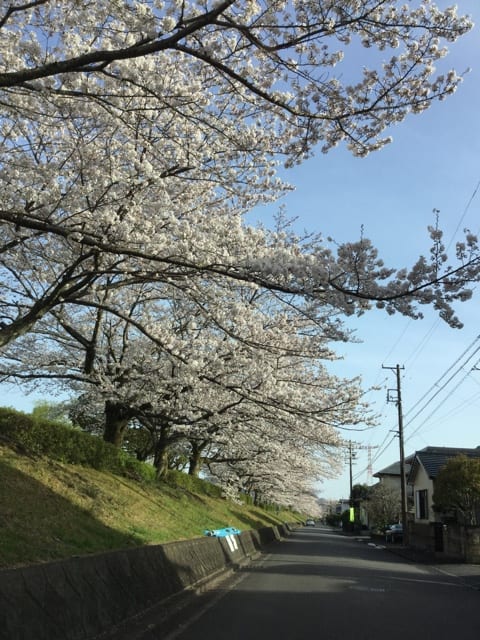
(412, 463, 435, 522)
(379, 476, 401, 491)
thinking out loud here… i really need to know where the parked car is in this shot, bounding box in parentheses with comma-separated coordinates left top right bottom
(305, 519, 316, 527)
(384, 523, 403, 543)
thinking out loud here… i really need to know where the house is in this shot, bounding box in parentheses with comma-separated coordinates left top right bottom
(372, 446, 480, 561)
(407, 445, 480, 560)
(372, 457, 414, 512)
(373, 458, 413, 493)
(408, 446, 480, 524)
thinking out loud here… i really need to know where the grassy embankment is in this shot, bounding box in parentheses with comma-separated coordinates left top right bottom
(0, 408, 303, 569)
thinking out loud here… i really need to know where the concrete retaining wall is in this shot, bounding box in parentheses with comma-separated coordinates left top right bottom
(410, 522, 480, 562)
(0, 524, 293, 640)
(443, 524, 480, 563)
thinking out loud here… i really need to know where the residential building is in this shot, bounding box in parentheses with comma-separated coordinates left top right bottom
(372, 446, 480, 561)
(406, 445, 480, 560)
(407, 445, 480, 524)
(373, 458, 412, 493)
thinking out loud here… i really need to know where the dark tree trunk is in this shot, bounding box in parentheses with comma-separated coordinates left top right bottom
(153, 423, 171, 479)
(154, 446, 169, 479)
(103, 400, 131, 447)
(188, 441, 207, 477)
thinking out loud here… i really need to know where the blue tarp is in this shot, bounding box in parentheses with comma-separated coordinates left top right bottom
(204, 526, 241, 537)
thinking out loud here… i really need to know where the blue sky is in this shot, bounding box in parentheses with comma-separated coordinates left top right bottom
(1, 1, 478, 502)
(260, 0, 480, 500)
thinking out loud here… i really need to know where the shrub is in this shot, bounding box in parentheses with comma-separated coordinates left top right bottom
(0, 407, 154, 482)
(122, 454, 156, 482)
(163, 470, 223, 497)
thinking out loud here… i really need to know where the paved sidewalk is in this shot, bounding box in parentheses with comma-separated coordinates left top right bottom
(384, 544, 480, 590)
(431, 562, 480, 589)
(351, 532, 480, 590)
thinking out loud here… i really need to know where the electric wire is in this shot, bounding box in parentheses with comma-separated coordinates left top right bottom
(352, 428, 397, 481)
(382, 176, 480, 389)
(446, 178, 480, 251)
(343, 177, 480, 487)
(427, 389, 480, 428)
(353, 338, 480, 482)
(405, 355, 480, 444)
(381, 319, 413, 365)
(403, 334, 480, 420)
(403, 318, 441, 369)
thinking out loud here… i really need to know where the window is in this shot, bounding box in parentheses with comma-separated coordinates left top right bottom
(416, 489, 428, 520)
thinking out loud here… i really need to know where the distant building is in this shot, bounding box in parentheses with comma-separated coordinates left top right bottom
(373, 459, 411, 491)
(335, 499, 350, 515)
(373, 457, 414, 504)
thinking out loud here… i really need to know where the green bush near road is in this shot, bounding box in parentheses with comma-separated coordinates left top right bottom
(0, 407, 155, 482)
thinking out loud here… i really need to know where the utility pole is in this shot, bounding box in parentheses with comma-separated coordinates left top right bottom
(344, 441, 379, 531)
(345, 441, 380, 497)
(346, 440, 356, 506)
(344, 441, 357, 532)
(383, 364, 409, 546)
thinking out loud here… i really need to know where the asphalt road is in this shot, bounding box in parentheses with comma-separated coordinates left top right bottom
(114, 526, 480, 640)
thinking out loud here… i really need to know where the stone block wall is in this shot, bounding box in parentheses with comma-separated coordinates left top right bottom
(443, 524, 480, 563)
(0, 524, 293, 640)
(410, 522, 480, 562)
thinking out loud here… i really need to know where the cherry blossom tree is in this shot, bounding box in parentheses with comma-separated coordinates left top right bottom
(366, 483, 401, 530)
(0, 271, 372, 493)
(0, 1, 473, 156)
(0, 1, 478, 352)
(203, 420, 342, 509)
(1, 2, 479, 506)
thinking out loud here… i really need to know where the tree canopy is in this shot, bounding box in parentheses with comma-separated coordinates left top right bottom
(0, 1, 478, 506)
(0, 1, 478, 348)
(366, 483, 401, 530)
(433, 455, 480, 526)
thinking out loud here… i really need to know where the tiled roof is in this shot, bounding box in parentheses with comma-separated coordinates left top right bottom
(408, 446, 480, 482)
(373, 453, 415, 478)
(374, 461, 411, 477)
(374, 461, 402, 477)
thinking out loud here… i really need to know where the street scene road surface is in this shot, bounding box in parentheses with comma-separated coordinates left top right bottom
(117, 526, 480, 640)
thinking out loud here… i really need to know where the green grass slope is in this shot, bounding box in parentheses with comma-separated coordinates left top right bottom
(0, 443, 302, 569)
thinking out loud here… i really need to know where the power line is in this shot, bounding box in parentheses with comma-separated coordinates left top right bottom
(446, 178, 480, 251)
(404, 318, 441, 369)
(404, 337, 480, 429)
(350, 171, 480, 479)
(380, 175, 480, 384)
(354, 339, 480, 481)
(352, 431, 397, 482)
(353, 338, 480, 481)
(405, 356, 480, 444)
(426, 389, 480, 428)
(404, 334, 480, 421)
(352, 342, 480, 484)
(382, 319, 413, 365)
